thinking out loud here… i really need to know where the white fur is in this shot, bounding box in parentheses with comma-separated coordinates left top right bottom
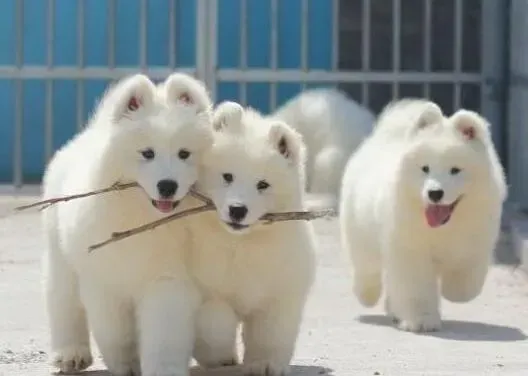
(42, 73, 214, 376)
(270, 88, 375, 202)
(188, 102, 316, 376)
(339, 99, 507, 333)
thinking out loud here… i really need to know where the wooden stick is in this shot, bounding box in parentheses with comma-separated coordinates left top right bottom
(88, 205, 336, 252)
(10, 180, 336, 252)
(88, 203, 215, 252)
(14, 182, 213, 212)
(14, 182, 139, 211)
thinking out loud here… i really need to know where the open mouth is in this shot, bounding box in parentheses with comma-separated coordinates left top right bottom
(425, 197, 462, 228)
(151, 199, 180, 213)
(225, 222, 249, 231)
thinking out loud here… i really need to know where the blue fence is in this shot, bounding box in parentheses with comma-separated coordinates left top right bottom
(0, 0, 335, 184)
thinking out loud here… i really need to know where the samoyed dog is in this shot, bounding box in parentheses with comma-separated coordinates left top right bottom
(187, 102, 316, 376)
(339, 99, 507, 332)
(42, 73, 214, 375)
(270, 88, 375, 204)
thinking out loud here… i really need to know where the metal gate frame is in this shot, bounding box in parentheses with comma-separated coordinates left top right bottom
(0, 0, 509, 188)
(198, 0, 508, 160)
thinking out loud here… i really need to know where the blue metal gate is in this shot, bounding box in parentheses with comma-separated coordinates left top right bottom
(0, 0, 198, 185)
(0, 0, 510, 189)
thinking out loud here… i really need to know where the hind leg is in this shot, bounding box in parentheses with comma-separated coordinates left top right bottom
(350, 243, 382, 308)
(193, 299, 239, 368)
(309, 147, 348, 200)
(340, 215, 382, 307)
(43, 223, 93, 373)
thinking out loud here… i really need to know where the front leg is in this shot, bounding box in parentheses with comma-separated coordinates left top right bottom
(81, 285, 139, 376)
(242, 298, 306, 376)
(44, 240, 92, 373)
(193, 299, 239, 368)
(137, 278, 200, 376)
(441, 250, 491, 303)
(385, 249, 441, 333)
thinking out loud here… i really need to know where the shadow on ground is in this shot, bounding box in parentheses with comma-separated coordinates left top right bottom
(76, 365, 334, 376)
(358, 314, 527, 342)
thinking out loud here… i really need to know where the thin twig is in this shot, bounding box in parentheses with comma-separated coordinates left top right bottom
(14, 182, 139, 211)
(14, 182, 212, 212)
(89, 206, 336, 251)
(88, 203, 215, 252)
(11, 180, 336, 252)
(261, 208, 336, 224)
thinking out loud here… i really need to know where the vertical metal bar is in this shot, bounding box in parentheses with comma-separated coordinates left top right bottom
(481, 0, 507, 164)
(453, 0, 463, 110)
(361, 0, 371, 106)
(270, 0, 278, 111)
(196, 0, 208, 82)
(14, 0, 24, 187)
(331, 0, 339, 72)
(168, 0, 176, 69)
(108, 0, 115, 69)
(392, 0, 401, 100)
(77, 0, 85, 130)
(239, 0, 247, 106)
(300, 0, 308, 90)
(423, 0, 432, 98)
(45, 0, 54, 163)
(139, 0, 147, 71)
(207, 0, 217, 100)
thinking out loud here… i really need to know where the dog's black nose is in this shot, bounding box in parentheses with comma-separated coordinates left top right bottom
(428, 189, 444, 203)
(157, 179, 178, 198)
(228, 204, 248, 222)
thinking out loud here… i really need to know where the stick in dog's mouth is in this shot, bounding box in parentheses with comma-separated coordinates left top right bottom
(13, 181, 336, 252)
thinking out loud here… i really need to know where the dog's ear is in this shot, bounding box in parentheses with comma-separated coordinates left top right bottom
(415, 102, 443, 130)
(110, 74, 156, 122)
(450, 109, 491, 142)
(268, 121, 305, 165)
(163, 73, 212, 113)
(212, 101, 244, 131)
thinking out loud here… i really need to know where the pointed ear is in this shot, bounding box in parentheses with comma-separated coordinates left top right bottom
(110, 74, 156, 122)
(163, 73, 212, 113)
(268, 121, 305, 164)
(212, 101, 244, 131)
(414, 102, 443, 131)
(450, 109, 490, 142)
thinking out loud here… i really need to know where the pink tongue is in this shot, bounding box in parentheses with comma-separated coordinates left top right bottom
(425, 205, 452, 228)
(155, 200, 173, 213)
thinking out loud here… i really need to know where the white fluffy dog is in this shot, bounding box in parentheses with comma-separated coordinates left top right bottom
(187, 102, 316, 376)
(42, 73, 213, 375)
(270, 88, 375, 202)
(339, 99, 507, 332)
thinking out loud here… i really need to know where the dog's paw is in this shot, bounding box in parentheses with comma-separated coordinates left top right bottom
(201, 357, 238, 369)
(243, 360, 289, 376)
(397, 314, 441, 333)
(51, 345, 93, 373)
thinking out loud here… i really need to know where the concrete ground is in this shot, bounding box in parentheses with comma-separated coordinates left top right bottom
(0, 194, 527, 376)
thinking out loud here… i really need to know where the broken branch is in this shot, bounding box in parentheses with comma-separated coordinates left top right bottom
(88, 205, 336, 252)
(14, 182, 139, 211)
(88, 203, 215, 252)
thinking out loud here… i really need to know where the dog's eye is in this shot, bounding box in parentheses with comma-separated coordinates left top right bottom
(256, 180, 270, 191)
(178, 149, 191, 160)
(140, 148, 155, 160)
(421, 165, 430, 174)
(223, 173, 234, 183)
(450, 167, 461, 175)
